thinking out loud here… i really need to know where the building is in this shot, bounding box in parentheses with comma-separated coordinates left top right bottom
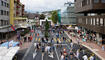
(61, 2, 77, 25)
(0, 0, 26, 40)
(13, 0, 27, 29)
(26, 13, 40, 27)
(75, 0, 105, 44)
(0, 0, 10, 40)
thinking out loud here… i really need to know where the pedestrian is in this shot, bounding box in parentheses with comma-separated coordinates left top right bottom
(42, 37, 45, 43)
(70, 42, 73, 49)
(76, 37, 80, 45)
(102, 45, 105, 51)
(89, 54, 95, 60)
(60, 54, 64, 60)
(42, 45, 45, 56)
(76, 49, 80, 59)
(24, 36, 26, 42)
(49, 51, 54, 58)
(30, 35, 33, 42)
(82, 54, 88, 60)
(69, 50, 74, 60)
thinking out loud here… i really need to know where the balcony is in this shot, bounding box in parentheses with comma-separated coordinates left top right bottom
(77, 15, 105, 34)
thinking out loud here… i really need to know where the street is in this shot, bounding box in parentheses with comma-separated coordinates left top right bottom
(21, 28, 100, 60)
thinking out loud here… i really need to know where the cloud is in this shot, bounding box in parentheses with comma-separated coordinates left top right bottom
(20, 0, 74, 12)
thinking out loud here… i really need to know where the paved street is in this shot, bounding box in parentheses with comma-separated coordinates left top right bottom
(21, 28, 101, 60)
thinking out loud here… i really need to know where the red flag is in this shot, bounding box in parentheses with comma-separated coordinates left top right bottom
(11, 25, 15, 31)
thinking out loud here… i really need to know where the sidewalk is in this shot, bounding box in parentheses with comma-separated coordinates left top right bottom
(1, 33, 32, 50)
(65, 31, 105, 60)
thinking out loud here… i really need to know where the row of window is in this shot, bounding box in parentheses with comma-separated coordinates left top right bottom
(0, 20, 9, 26)
(0, 10, 9, 16)
(1, 0, 9, 8)
(78, 18, 104, 26)
(81, 0, 105, 7)
(94, 0, 105, 3)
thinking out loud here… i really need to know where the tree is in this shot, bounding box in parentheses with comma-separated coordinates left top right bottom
(51, 11, 59, 24)
(44, 20, 50, 38)
(39, 14, 45, 19)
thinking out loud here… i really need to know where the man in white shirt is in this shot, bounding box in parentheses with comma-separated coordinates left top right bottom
(82, 55, 88, 60)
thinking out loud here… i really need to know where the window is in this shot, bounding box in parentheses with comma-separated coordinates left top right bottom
(1, 10, 3, 15)
(7, 3, 9, 7)
(1, 20, 3, 26)
(94, 0, 99, 3)
(0, 20, 1, 26)
(4, 2, 6, 7)
(4, 11, 6, 15)
(101, 0, 105, 3)
(100, 18, 103, 26)
(7, 11, 9, 16)
(1, 1, 3, 6)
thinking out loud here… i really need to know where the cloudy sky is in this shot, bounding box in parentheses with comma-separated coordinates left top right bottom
(20, 0, 74, 13)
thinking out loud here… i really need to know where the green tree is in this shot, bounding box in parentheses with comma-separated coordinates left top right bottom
(39, 14, 45, 19)
(44, 20, 50, 38)
(51, 11, 59, 24)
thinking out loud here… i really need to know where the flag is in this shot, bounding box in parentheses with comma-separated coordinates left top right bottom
(11, 25, 15, 31)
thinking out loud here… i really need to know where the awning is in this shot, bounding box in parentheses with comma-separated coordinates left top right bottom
(0, 40, 20, 47)
(0, 47, 20, 60)
(14, 17, 27, 20)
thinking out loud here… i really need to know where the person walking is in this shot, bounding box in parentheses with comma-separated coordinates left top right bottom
(89, 54, 95, 60)
(76, 49, 80, 59)
(30, 35, 33, 42)
(60, 54, 64, 60)
(69, 50, 74, 60)
(42, 45, 45, 57)
(82, 54, 88, 60)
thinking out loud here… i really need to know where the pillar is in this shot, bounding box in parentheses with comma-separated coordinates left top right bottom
(10, 0, 14, 25)
(96, 33, 102, 45)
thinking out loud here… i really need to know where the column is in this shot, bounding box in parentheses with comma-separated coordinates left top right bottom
(96, 33, 102, 45)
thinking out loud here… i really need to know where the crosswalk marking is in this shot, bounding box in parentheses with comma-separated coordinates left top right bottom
(35, 37, 70, 43)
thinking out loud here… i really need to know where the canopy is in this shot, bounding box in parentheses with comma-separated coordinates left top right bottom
(0, 40, 19, 47)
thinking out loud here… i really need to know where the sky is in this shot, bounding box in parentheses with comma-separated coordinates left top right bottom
(20, 0, 74, 13)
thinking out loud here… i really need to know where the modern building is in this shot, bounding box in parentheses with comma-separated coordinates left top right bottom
(75, 0, 105, 44)
(61, 2, 83, 26)
(61, 2, 76, 25)
(0, 0, 10, 40)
